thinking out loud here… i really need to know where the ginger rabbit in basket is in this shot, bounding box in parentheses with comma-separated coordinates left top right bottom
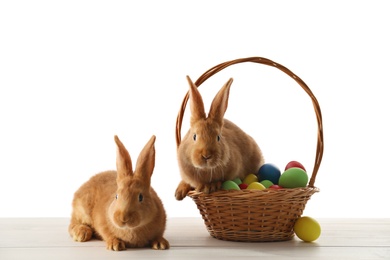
(69, 135, 169, 251)
(175, 76, 264, 200)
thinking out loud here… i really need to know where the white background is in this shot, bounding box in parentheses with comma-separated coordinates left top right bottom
(1, 1, 389, 218)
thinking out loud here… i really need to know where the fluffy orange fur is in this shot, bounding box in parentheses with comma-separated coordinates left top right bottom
(69, 135, 169, 251)
(175, 76, 264, 200)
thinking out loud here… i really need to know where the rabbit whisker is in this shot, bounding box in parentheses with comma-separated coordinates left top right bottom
(195, 168, 200, 183)
(209, 167, 214, 183)
(215, 159, 224, 180)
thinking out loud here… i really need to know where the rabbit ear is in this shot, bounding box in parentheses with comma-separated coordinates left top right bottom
(134, 135, 156, 186)
(187, 76, 206, 124)
(114, 135, 134, 180)
(208, 78, 233, 124)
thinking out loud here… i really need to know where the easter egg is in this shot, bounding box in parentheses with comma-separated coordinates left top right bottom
(278, 167, 308, 188)
(238, 183, 248, 190)
(247, 182, 266, 190)
(269, 184, 283, 190)
(293, 216, 321, 242)
(243, 173, 258, 185)
(232, 177, 242, 185)
(257, 163, 281, 184)
(260, 180, 273, 188)
(221, 180, 240, 191)
(285, 160, 306, 171)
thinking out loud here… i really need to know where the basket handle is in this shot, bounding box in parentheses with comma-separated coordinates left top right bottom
(175, 57, 323, 187)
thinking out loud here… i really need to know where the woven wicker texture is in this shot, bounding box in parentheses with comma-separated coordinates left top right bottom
(176, 57, 323, 242)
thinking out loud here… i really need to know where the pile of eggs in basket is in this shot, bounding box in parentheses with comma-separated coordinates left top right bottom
(222, 160, 308, 191)
(221, 160, 321, 242)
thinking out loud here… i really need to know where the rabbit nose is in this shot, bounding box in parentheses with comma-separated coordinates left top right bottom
(113, 211, 128, 227)
(120, 216, 129, 224)
(202, 154, 212, 161)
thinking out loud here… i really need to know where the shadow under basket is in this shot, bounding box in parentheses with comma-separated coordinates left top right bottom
(176, 57, 324, 242)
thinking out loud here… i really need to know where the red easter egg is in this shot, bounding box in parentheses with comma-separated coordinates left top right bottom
(269, 184, 283, 190)
(239, 183, 248, 190)
(285, 161, 306, 171)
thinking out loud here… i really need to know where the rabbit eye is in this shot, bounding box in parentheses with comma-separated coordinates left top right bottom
(138, 193, 143, 202)
(193, 134, 197, 141)
(115, 194, 118, 200)
(217, 135, 221, 142)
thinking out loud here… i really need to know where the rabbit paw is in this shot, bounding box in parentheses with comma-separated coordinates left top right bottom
(151, 237, 170, 250)
(196, 182, 222, 194)
(71, 224, 93, 242)
(106, 237, 126, 251)
(175, 181, 193, 200)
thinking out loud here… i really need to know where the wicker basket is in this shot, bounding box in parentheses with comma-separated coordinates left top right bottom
(175, 57, 323, 242)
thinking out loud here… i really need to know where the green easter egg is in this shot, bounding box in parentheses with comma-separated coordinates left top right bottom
(232, 177, 242, 185)
(279, 167, 308, 188)
(222, 180, 241, 191)
(260, 180, 274, 188)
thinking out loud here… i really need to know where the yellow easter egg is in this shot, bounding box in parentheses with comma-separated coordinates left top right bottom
(243, 174, 258, 185)
(247, 182, 266, 190)
(293, 216, 321, 242)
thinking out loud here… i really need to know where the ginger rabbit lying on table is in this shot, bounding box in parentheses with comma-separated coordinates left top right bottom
(69, 135, 169, 251)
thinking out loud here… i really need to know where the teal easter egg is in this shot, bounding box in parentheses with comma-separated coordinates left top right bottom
(279, 167, 308, 188)
(222, 180, 241, 191)
(257, 163, 281, 184)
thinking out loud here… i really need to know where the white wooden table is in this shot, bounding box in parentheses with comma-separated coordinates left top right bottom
(1, 218, 389, 259)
